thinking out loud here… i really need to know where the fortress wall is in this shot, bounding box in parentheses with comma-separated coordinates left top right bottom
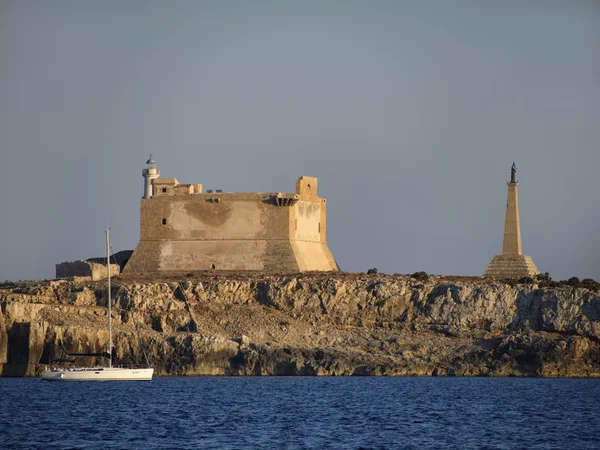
(289, 193, 337, 271)
(140, 194, 289, 241)
(125, 239, 301, 273)
(157, 240, 267, 271)
(120, 242, 161, 274)
(293, 201, 322, 242)
(56, 261, 92, 278)
(124, 193, 302, 273)
(90, 263, 120, 281)
(291, 241, 338, 271)
(56, 261, 120, 280)
(319, 200, 328, 243)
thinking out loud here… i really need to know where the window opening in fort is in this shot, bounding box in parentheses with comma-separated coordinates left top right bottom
(318, 222, 321, 232)
(210, 263, 216, 270)
(162, 218, 167, 225)
(162, 187, 167, 193)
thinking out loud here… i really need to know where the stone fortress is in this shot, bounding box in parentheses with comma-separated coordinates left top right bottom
(121, 156, 339, 274)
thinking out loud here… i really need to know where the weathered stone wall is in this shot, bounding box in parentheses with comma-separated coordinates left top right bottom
(140, 193, 290, 241)
(87, 250, 133, 273)
(56, 261, 120, 281)
(289, 199, 337, 271)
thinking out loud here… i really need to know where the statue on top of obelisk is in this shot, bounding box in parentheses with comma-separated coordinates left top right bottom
(483, 161, 539, 279)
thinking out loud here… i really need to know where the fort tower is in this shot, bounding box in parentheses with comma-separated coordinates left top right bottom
(123, 157, 339, 274)
(484, 163, 538, 280)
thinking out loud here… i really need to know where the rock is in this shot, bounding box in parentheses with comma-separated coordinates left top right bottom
(0, 274, 599, 377)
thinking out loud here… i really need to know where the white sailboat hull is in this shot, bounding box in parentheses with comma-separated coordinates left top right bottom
(41, 367, 154, 382)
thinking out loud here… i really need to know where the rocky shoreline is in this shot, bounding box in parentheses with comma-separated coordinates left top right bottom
(1, 273, 599, 377)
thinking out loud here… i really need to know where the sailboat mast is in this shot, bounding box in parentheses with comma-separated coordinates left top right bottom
(106, 228, 112, 368)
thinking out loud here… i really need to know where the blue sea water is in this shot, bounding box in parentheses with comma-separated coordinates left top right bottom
(1, 377, 599, 449)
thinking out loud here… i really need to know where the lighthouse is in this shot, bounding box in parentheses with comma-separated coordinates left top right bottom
(142, 155, 160, 199)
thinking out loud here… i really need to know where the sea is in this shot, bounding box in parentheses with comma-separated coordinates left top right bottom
(1, 377, 599, 449)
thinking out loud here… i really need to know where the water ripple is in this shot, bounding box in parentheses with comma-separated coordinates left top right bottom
(0, 377, 599, 449)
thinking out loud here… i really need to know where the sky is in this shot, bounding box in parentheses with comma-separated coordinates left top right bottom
(1, 1, 599, 281)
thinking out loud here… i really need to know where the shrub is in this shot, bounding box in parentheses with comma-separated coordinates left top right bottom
(367, 268, 378, 275)
(535, 272, 552, 282)
(581, 278, 599, 288)
(539, 280, 560, 288)
(411, 271, 429, 282)
(519, 277, 535, 284)
(567, 277, 580, 287)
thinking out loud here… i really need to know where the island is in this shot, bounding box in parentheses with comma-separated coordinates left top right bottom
(1, 272, 599, 377)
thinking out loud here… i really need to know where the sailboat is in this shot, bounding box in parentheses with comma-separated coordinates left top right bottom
(42, 229, 154, 381)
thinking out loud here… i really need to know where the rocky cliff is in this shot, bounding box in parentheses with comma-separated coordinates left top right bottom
(1, 273, 599, 377)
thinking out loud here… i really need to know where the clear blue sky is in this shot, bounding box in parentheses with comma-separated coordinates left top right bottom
(1, 1, 599, 281)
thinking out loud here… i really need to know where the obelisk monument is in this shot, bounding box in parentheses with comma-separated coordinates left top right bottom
(484, 163, 538, 279)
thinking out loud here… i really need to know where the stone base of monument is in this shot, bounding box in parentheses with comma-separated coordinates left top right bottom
(483, 255, 538, 280)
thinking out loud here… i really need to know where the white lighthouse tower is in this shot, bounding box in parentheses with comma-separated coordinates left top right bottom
(142, 155, 160, 199)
